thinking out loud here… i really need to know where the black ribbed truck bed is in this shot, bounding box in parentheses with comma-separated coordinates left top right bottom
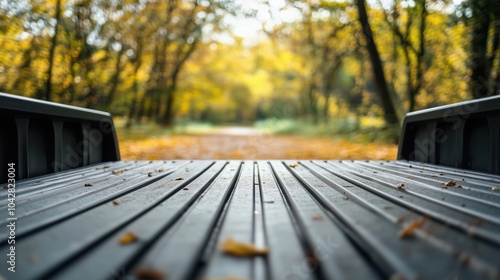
(1, 93, 500, 280)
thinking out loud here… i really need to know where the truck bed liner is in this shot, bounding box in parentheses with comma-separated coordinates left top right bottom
(2, 160, 500, 280)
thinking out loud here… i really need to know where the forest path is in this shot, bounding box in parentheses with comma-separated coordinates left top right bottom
(119, 127, 397, 160)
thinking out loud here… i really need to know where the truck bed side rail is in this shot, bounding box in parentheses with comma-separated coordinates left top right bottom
(0, 93, 120, 182)
(398, 95, 500, 174)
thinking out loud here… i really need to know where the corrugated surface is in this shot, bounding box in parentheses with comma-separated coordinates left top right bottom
(1, 160, 500, 280)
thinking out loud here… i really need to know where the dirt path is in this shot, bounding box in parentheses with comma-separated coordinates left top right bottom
(119, 128, 397, 160)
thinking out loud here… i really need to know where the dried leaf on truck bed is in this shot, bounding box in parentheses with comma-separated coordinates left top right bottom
(492, 187, 499, 191)
(134, 268, 166, 280)
(148, 172, 154, 177)
(175, 177, 184, 180)
(112, 200, 119, 205)
(157, 168, 164, 172)
(289, 163, 299, 168)
(220, 237, 268, 257)
(312, 214, 324, 221)
(399, 217, 428, 238)
(118, 231, 138, 245)
(396, 183, 405, 189)
(442, 179, 456, 187)
(84, 183, 93, 187)
(112, 170, 124, 175)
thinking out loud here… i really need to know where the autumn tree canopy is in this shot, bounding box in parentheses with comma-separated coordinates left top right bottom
(0, 0, 497, 127)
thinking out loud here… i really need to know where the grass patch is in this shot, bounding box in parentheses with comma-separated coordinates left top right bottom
(114, 118, 215, 140)
(254, 117, 400, 144)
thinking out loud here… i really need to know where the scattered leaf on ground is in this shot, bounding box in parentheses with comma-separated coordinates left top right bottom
(289, 163, 299, 168)
(397, 183, 405, 189)
(263, 200, 275, 204)
(183, 187, 189, 190)
(157, 168, 164, 172)
(492, 187, 499, 191)
(442, 179, 457, 187)
(148, 172, 154, 177)
(312, 214, 324, 221)
(112, 200, 119, 205)
(112, 170, 124, 175)
(220, 237, 268, 257)
(175, 177, 184, 181)
(118, 231, 138, 245)
(84, 183, 93, 187)
(134, 268, 166, 280)
(96, 165, 111, 170)
(399, 217, 428, 238)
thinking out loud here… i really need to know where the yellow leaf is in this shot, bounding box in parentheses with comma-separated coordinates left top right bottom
(134, 268, 166, 280)
(220, 237, 268, 257)
(442, 179, 456, 187)
(399, 217, 427, 238)
(118, 232, 138, 245)
(289, 163, 298, 168)
(112, 170, 124, 175)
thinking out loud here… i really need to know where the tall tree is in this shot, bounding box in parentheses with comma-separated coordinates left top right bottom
(355, 0, 399, 125)
(44, 0, 62, 101)
(378, 0, 427, 112)
(469, 0, 500, 98)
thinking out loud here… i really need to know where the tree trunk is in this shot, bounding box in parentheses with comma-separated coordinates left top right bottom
(470, 0, 494, 98)
(105, 47, 124, 108)
(44, 0, 62, 101)
(356, 0, 399, 125)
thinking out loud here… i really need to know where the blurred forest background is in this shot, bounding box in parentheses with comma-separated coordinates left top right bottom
(0, 0, 499, 159)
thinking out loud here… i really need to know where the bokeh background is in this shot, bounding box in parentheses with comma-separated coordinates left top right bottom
(1, 0, 498, 160)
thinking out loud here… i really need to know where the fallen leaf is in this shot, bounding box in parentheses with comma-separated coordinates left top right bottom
(397, 183, 405, 189)
(183, 187, 189, 190)
(289, 163, 299, 168)
(157, 168, 164, 172)
(112, 170, 124, 175)
(492, 187, 499, 191)
(312, 214, 324, 221)
(404, 175, 413, 178)
(134, 268, 166, 280)
(263, 200, 275, 204)
(342, 197, 349, 200)
(220, 237, 268, 257)
(112, 200, 119, 205)
(456, 185, 463, 188)
(442, 179, 457, 187)
(399, 217, 427, 238)
(175, 177, 184, 181)
(84, 183, 93, 187)
(148, 172, 154, 177)
(118, 231, 138, 245)
(95, 165, 111, 170)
